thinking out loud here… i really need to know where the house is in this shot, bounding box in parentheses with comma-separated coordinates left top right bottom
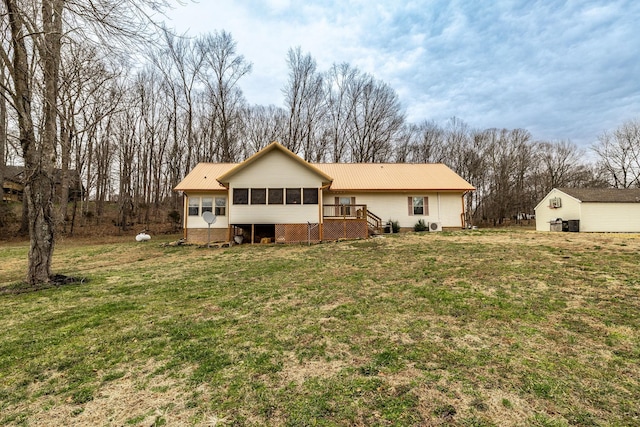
(2, 166, 23, 202)
(174, 142, 475, 243)
(535, 187, 640, 232)
(1, 165, 84, 203)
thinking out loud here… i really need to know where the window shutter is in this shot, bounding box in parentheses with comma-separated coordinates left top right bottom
(351, 197, 356, 205)
(408, 197, 413, 216)
(424, 197, 429, 216)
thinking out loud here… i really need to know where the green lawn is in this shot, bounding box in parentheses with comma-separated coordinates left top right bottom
(1, 230, 639, 426)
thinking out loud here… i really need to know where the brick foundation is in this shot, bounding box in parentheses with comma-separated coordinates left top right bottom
(186, 228, 229, 244)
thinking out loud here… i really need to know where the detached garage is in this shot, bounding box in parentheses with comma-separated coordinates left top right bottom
(535, 188, 640, 232)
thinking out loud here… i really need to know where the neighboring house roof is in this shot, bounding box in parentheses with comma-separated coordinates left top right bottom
(216, 142, 333, 185)
(2, 165, 82, 187)
(3, 165, 24, 184)
(174, 142, 475, 193)
(557, 188, 640, 203)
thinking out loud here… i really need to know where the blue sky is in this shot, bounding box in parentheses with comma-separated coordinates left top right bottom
(164, 0, 640, 147)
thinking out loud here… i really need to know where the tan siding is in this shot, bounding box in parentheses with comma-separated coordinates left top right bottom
(227, 150, 324, 224)
(580, 203, 640, 232)
(229, 150, 325, 188)
(535, 189, 581, 231)
(326, 191, 465, 228)
(232, 205, 320, 224)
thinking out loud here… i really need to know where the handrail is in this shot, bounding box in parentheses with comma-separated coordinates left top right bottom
(322, 204, 382, 231)
(366, 210, 382, 231)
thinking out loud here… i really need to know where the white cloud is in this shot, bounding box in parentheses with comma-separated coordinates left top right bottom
(165, 0, 640, 146)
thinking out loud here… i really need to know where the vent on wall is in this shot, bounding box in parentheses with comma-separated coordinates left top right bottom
(549, 197, 562, 208)
(429, 222, 442, 232)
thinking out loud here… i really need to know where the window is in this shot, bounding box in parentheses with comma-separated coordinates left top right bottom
(303, 188, 318, 204)
(408, 197, 428, 216)
(202, 197, 213, 213)
(268, 188, 283, 204)
(286, 188, 301, 204)
(233, 188, 248, 204)
(188, 197, 200, 216)
(251, 188, 266, 204)
(215, 197, 226, 216)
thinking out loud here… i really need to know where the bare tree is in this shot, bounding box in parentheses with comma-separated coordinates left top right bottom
(242, 104, 286, 156)
(592, 118, 640, 188)
(0, 65, 6, 224)
(150, 29, 204, 206)
(347, 73, 404, 162)
(324, 63, 358, 162)
(0, 0, 169, 285)
(198, 31, 251, 162)
(282, 47, 325, 160)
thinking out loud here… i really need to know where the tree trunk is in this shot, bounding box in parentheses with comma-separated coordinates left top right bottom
(0, 68, 5, 207)
(4, 0, 63, 285)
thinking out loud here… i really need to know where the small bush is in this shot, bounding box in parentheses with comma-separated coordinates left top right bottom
(391, 220, 401, 233)
(414, 219, 427, 232)
(167, 210, 181, 224)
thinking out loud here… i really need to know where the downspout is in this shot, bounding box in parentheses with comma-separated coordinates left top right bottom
(183, 193, 188, 240)
(319, 182, 331, 241)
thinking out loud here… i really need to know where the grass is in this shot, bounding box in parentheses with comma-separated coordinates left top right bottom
(0, 230, 639, 426)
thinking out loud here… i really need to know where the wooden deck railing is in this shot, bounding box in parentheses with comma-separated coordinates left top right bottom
(322, 204, 383, 233)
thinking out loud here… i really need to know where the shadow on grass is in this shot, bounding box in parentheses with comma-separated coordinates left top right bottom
(0, 274, 89, 295)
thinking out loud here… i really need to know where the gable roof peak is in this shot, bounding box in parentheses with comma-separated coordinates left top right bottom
(215, 141, 333, 184)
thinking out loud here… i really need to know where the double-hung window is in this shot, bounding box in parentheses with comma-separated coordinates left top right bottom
(215, 197, 226, 216)
(202, 197, 213, 214)
(408, 197, 428, 216)
(188, 197, 200, 216)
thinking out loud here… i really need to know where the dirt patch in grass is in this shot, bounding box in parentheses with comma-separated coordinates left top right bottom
(18, 362, 209, 426)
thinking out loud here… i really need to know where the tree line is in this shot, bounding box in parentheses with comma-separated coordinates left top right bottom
(1, 1, 638, 284)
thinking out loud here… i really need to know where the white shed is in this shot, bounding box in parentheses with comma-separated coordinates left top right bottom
(535, 188, 640, 232)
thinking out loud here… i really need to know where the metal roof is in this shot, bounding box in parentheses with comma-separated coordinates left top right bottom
(175, 161, 474, 192)
(316, 163, 474, 191)
(173, 163, 236, 191)
(557, 188, 640, 203)
(174, 142, 475, 193)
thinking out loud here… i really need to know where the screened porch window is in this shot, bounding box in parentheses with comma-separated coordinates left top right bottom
(286, 188, 301, 204)
(268, 188, 283, 204)
(233, 188, 249, 204)
(251, 188, 267, 204)
(303, 188, 318, 204)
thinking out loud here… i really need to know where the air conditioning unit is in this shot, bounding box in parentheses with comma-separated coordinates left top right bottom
(429, 222, 442, 232)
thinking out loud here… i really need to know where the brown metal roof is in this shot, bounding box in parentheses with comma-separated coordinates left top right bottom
(558, 188, 640, 203)
(316, 163, 474, 191)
